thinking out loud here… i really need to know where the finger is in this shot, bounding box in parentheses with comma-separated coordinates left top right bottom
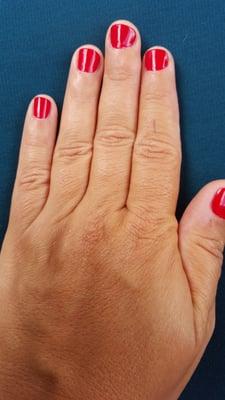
(87, 20, 141, 210)
(48, 46, 103, 216)
(9, 95, 57, 232)
(127, 47, 181, 219)
(179, 180, 225, 343)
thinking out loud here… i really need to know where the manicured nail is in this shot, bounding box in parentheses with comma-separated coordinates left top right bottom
(33, 97, 51, 119)
(145, 48, 169, 71)
(211, 188, 225, 219)
(110, 23, 136, 49)
(77, 48, 101, 73)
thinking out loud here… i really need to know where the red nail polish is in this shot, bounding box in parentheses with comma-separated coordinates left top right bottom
(77, 48, 100, 73)
(145, 48, 169, 71)
(33, 97, 51, 119)
(211, 188, 225, 219)
(110, 23, 136, 49)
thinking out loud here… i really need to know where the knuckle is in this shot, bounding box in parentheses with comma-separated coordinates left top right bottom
(142, 88, 172, 107)
(105, 59, 138, 82)
(55, 140, 92, 162)
(134, 135, 181, 165)
(80, 213, 107, 249)
(198, 238, 223, 265)
(127, 208, 177, 241)
(95, 124, 134, 147)
(126, 216, 152, 242)
(18, 167, 49, 191)
(191, 228, 224, 265)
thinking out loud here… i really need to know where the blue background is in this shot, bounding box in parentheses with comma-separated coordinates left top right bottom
(1, 1, 225, 397)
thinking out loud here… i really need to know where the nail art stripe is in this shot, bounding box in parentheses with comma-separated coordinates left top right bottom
(145, 49, 169, 71)
(78, 48, 101, 73)
(110, 24, 136, 49)
(33, 97, 51, 119)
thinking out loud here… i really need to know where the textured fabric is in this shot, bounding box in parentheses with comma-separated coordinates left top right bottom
(1, 0, 225, 398)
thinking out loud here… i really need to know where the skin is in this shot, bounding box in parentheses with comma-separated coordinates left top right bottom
(0, 20, 225, 399)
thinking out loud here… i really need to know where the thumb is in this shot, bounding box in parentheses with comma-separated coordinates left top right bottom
(179, 180, 225, 342)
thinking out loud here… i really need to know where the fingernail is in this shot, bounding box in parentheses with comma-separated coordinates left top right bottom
(110, 23, 136, 49)
(211, 188, 225, 219)
(77, 48, 101, 73)
(33, 97, 51, 119)
(145, 48, 169, 71)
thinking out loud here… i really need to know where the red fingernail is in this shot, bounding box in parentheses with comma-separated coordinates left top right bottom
(77, 48, 101, 73)
(211, 188, 225, 219)
(33, 97, 51, 119)
(145, 48, 169, 71)
(110, 23, 136, 49)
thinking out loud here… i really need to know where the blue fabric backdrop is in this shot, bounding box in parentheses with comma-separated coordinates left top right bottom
(1, 1, 225, 398)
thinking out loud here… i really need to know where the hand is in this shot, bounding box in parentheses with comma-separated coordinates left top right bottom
(1, 20, 224, 400)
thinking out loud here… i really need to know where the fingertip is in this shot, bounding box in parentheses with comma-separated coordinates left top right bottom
(106, 19, 141, 50)
(180, 180, 225, 244)
(26, 94, 58, 121)
(210, 183, 225, 221)
(143, 46, 175, 73)
(71, 45, 103, 74)
(21, 94, 58, 150)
